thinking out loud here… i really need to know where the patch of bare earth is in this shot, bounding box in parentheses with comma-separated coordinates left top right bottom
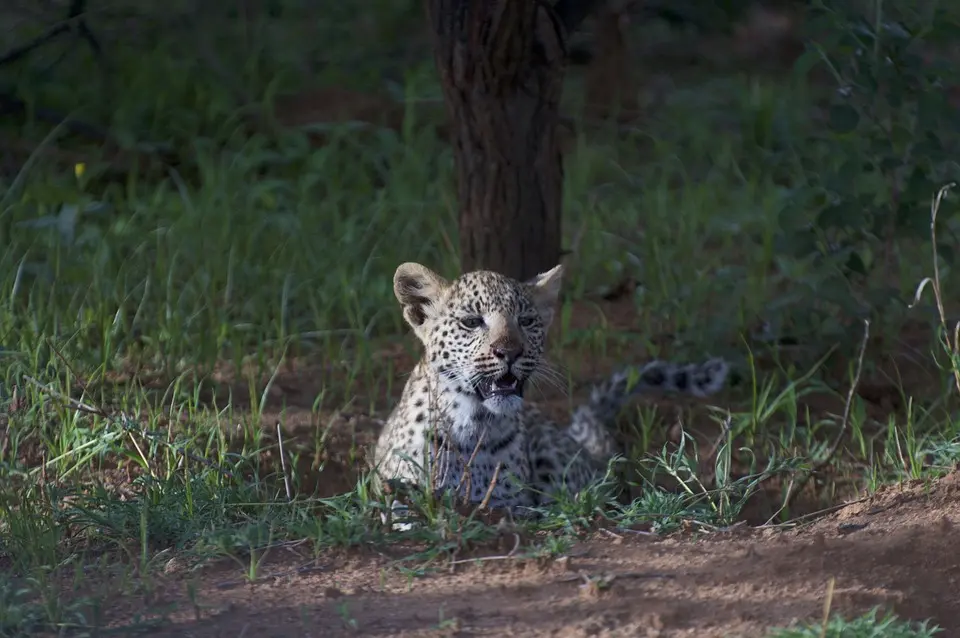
(73, 469, 960, 637)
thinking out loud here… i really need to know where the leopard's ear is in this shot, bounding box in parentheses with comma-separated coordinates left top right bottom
(394, 262, 450, 333)
(526, 264, 563, 327)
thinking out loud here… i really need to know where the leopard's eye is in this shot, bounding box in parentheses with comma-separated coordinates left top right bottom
(518, 315, 537, 328)
(460, 316, 484, 330)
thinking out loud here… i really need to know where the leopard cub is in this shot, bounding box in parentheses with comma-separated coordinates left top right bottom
(373, 262, 729, 510)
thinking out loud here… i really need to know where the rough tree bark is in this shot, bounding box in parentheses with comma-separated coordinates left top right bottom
(425, 0, 599, 281)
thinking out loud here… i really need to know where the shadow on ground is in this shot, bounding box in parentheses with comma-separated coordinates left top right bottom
(88, 469, 960, 637)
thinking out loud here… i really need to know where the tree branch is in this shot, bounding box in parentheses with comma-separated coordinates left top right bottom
(0, 0, 101, 68)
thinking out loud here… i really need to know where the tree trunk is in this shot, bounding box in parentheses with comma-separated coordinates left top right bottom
(425, 0, 568, 281)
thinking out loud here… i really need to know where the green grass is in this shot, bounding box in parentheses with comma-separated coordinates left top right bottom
(1, 0, 960, 634)
(768, 607, 943, 637)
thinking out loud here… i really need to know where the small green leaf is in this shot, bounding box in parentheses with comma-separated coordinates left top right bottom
(828, 104, 860, 134)
(773, 229, 818, 258)
(791, 48, 821, 80)
(845, 246, 872, 276)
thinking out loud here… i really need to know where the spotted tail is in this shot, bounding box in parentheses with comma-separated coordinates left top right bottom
(567, 358, 731, 460)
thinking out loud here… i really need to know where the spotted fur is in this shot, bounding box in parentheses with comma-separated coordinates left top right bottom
(372, 262, 730, 511)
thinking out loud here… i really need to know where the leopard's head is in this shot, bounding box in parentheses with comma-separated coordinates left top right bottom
(393, 262, 563, 415)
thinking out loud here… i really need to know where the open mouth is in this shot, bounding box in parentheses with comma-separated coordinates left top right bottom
(475, 373, 524, 400)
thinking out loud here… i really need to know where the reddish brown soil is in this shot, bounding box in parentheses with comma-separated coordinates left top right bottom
(72, 469, 960, 637)
(57, 297, 955, 638)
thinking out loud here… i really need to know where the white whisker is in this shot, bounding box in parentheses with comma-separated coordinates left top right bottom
(529, 359, 571, 395)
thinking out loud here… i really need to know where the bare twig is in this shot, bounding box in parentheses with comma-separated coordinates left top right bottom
(613, 527, 656, 536)
(0, 0, 101, 68)
(48, 337, 92, 397)
(455, 429, 487, 499)
(558, 570, 675, 584)
(24, 374, 104, 416)
(277, 422, 292, 501)
(756, 496, 870, 530)
(448, 533, 522, 566)
(765, 319, 870, 525)
(598, 527, 623, 540)
(479, 462, 503, 510)
(687, 519, 747, 534)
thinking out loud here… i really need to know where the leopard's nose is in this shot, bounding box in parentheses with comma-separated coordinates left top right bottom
(491, 343, 524, 364)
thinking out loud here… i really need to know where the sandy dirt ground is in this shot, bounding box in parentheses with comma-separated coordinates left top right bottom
(95, 468, 960, 638)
